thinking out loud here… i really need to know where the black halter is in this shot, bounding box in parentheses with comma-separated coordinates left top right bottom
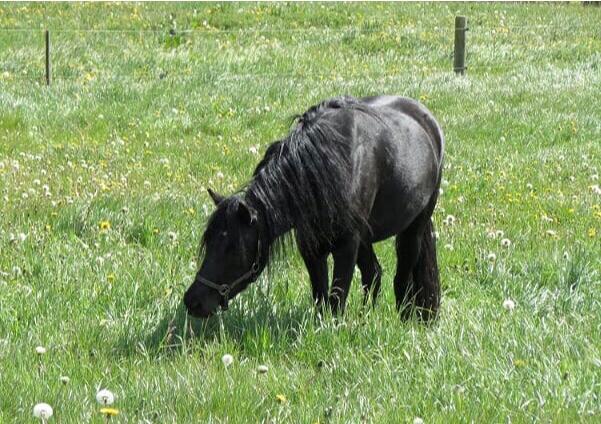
(196, 240, 262, 308)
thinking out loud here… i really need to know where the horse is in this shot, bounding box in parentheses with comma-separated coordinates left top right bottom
(184, 95, 444, 320)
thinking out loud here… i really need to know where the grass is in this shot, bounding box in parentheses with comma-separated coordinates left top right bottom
(1, 2, 600, 423)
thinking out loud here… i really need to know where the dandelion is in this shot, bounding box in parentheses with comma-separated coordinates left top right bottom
(275, 394, 287, 404)
(216, 171, 225, 179)
(121, 206, 129, 213)
(591, 185, 601, 195)
(588, 227, 597, 238)
(257, 365, 269, 374)
(33, 403, 53, 421)
(167, 231, 178, 242)
(96, 389, 115, 405)
(592, 174, 599, 181)
(545, 229, 558, 238)
(99, 221, 111, 231)
(526, 183, 533, 190)
(503, 298, 516, 311)
(513, 359, 526, 368)
(495, 230, 504, 239)
(222, 354, 234, 367)
(413, 418, 424, 424)
(444, 243, 453, 251)
(249, 145, 259, 155)
(35, 346, 47, 355)
(143, 180, 151, 188)
(100, 407, 119, 418)
(59, 376, 70, 385)
(501, 238, 511, 248)
(486, 252, 496, 262)
(443, 215, 456, 226)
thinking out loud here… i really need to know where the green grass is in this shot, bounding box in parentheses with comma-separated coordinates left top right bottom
(1, 2, 600, 423)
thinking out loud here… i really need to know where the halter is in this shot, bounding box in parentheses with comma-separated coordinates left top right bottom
(196, 240, 262, 308)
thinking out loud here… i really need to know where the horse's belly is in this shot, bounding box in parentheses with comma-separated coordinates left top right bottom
(367, 181, 433, 242)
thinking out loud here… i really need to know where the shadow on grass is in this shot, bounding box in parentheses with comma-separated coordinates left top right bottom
(116, 296, 312, 359)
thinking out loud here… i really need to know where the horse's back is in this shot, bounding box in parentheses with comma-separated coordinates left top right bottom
(353, 95, 444, 241)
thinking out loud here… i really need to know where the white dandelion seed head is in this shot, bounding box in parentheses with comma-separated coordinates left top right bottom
(35, 346, 46, 355)
(59, 376, 70, 385)
(167, 231, 178, 242)
(216, 171, 225, 179)
(221, 354, 234, 367)
(121, 206, 129, 213)
(444, 243, 454, 251)
(495, 230, 505, 239)
(257, 365, 268, 374)
(12, 266, 22, 276)
(249, 145, 259, 155)
(487, 253, 496, 262)
(33, 403, 53, 419)
(501, 238, 512, 248)
(503, 298, 516, 311)
(33, 179, 41, 186)
(591, 184, 601, 195)
(96, 389, 115, 405)
(143, 180, 151, 188)
(413, 418, 424, 424)
(592, 174, 599, 181)
(526, 183, 533, 190)
(443, 215, 456, 226)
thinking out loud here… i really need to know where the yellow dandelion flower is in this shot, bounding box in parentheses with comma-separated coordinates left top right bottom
(513, 359, 526, 368)
(275, 394, 287, 404)
(100, 407, 119, 416)
(99, 221, 111, 231)
(107, 273, 116, 284)
(588, 227, 597, 238)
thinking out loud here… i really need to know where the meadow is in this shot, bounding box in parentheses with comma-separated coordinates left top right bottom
(0, 2, 600, 423)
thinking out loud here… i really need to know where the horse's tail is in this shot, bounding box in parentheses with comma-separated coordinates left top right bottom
(412, 217, 441, 321)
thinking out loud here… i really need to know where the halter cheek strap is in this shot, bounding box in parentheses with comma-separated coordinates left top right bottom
(196, 240, 262, 307)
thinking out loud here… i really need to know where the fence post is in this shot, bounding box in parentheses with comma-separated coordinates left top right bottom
(45, 29, 51, 85)
(453, 16, 467, 75)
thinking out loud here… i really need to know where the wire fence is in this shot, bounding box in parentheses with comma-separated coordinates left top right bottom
(0, 19, 600, 84)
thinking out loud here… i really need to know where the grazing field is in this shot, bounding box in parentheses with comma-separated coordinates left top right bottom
(1, 2, 600, 422)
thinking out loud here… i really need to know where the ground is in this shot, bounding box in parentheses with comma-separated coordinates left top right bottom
(0, 2, 600, 423)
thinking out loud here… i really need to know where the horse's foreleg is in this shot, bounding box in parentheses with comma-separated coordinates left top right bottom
(357, 243, 382, 307)
(300, 250, 329, 310)
(329, 235, 360, 315)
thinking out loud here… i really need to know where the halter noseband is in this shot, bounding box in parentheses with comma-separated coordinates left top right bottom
(196, 240, 262, 307)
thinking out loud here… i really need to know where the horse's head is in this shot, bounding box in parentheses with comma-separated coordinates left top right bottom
(184, 189, 265, 318)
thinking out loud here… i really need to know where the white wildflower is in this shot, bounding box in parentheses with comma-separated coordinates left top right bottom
(501, 238, 511, 248)
(35, 346, 46, 355)
(96, 389, 115, 405)
(222, 354, 234, 367)
(257, 365, 268, 374)
(33, 403, 53, 420)
(486, 252, 496, 262)
(503, 298, 516, 311)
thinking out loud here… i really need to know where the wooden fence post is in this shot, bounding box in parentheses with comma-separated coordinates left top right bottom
(45, 29, 51, 85)
(453, 16, 467, 75)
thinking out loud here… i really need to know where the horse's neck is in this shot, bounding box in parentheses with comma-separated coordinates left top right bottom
(246, 193, 292, 243)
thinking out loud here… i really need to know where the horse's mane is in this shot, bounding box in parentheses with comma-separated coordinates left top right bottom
(246, 96, 375, 256)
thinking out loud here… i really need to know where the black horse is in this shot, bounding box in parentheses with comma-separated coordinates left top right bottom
(184, 95, 444, 320)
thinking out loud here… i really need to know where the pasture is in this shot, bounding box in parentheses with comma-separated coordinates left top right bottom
(1, 2, 600, 422)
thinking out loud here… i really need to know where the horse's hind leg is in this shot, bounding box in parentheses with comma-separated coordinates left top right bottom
(356, 243, 382, 307)
(394, 194, 440, 321)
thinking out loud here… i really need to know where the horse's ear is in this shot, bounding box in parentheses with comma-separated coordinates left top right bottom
(237, 201, 257, 226)
(207, 188, 225, 205)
